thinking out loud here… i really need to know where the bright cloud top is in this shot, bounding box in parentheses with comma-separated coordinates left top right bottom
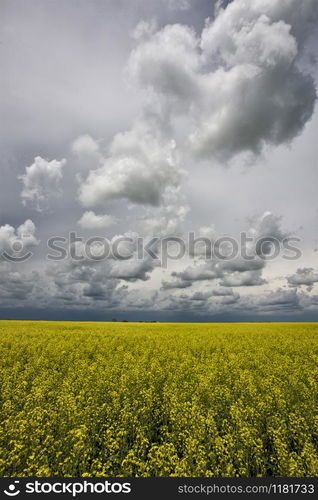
(19, 156, 66, 211)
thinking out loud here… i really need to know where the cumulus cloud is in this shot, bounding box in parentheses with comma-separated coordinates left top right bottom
(0, 262, 40, 302)
(75, 0, 317, 260)
(129, 0, 316, 162)
(298, 291, 318, 311)
(174, 263, 266, 288)
(19, 156, 66, 211)
(158, 284, 240, 314)
(140, 203, 189, 237)
(77, 211, 115, 230)
(44, 228, 157, 311)
(252, 288, 300, 312)
(46, 254, 128, 308)
(173, 264, 218, 282)
(78, 123, 183, 208)
(109, 257, 154, 282)
(71, 135, 103, 175)
(287, 267, 318, 291)
(44, 256, 156, 311)
(248, 211, 289, 256)
(172, 211, 288, 288)
(205, 287, 302, 316)
(122, 288, 158, 310)
(0, 220, 38, 260)
(188, 225, 218, 258)
(161, 278, 192, 290)
(220, 269, 266, 287)
(36, 227, 158, 309)
(0, 221, 41, 305)
(211, 286, 237, 297)
(71, 135, 100, 156)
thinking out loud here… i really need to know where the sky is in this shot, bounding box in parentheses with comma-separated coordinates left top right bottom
(1, 0, 318, 322)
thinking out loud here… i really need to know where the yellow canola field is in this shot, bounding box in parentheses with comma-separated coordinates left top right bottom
(0, 320, 317, 477)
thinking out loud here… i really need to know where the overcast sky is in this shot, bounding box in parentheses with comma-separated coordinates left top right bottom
(1, 0, 318, 321)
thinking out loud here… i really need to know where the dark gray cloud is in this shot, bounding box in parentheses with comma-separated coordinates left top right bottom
(161, 279, 192, 290)
(171, 212, 289, 289)
(288, 268, 318, 292)
(251, 288, 300, 313)
(0, 263, 39, 302)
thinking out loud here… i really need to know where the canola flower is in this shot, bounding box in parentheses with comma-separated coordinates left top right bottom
(0, 320, 317, 477)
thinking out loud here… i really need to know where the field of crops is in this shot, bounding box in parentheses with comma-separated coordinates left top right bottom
(0, 320, 317, 477)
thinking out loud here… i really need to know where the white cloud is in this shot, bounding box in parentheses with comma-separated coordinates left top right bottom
(109, 257, 154, 282)
(220, 269, 266, 287)
(77, 211, 115, 230)
(129, 0, 316, 162)
(19, 156, 66, 211)
(76, 0, 317, 251)
(140, 203, 189, 237)
(79, 122, 183, 207)
(128, 23, 199, 104)
(71, 135, 100, 156)
(0, 220, 38, 260)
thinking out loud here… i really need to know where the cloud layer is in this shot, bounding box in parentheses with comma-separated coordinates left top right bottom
(0, 0, 317, 321)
